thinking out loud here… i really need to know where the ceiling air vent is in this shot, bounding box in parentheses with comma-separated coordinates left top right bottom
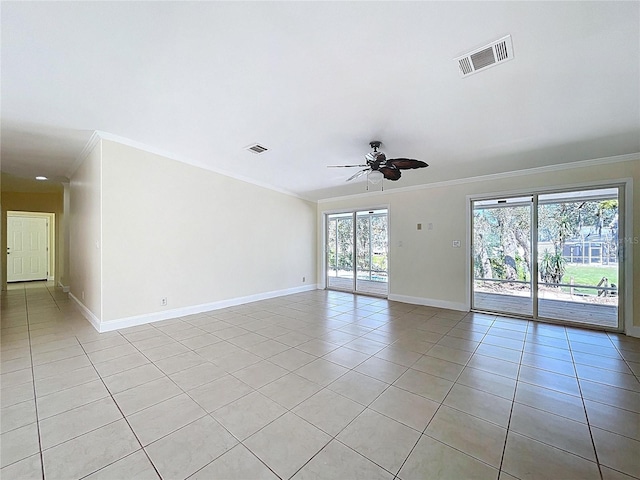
(455, 35, 513, 77)
(246, 143, 268, 154)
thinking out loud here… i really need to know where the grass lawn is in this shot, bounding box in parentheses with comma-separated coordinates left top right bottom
(563, 264, 618, 287)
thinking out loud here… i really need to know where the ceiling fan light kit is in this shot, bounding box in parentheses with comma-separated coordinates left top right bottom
(328, 140, 429, 191)
(368, 170, 384, 184)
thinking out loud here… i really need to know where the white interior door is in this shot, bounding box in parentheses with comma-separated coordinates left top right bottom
(7, 216, 49, 282)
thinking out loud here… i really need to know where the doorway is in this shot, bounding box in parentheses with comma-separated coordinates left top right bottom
(472, 196, 533, 317)
(471, 186, 622, 330)
(7, 212, 54, 282)
(326, 209, 389, 297)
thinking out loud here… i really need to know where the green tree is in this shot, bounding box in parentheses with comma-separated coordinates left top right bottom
(540, 249, 566, 284)
(538, 198, 618, 263)
(473, 205, 530, 281)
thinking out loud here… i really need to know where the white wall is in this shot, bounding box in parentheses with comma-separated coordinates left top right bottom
(99, 140, 317, 326)
(318, 158, 640, 334)
(69, 141, 102, 322)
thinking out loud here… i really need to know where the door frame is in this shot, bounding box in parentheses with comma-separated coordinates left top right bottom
(321, 204, 391, 296)
(467, 178, 633, 334)
(470, 195, 535, 317)
(7, 211, 56, 282)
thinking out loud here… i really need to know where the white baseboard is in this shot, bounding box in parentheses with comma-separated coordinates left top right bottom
(58, 282, 70, 293)
(388, 294, 468, 312)
(98, 284, 319, 333)
(69, 293, 101, 332)
(625, 324, 640, 338)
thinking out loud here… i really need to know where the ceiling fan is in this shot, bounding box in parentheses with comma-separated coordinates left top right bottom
(328, 141, 429, 184)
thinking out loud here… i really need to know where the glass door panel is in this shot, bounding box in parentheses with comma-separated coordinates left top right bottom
(537, 188, 619, 328)
(326, 213, 354, 292)
(326, 209, 388, 297)
(472, 197, 533, 316)
(471, 186, 622, 330)
(355, 210, 388, 296)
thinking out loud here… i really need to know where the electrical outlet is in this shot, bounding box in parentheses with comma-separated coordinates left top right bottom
(161, 297, 168, 306)
(452, 240, 461, 248)
(81, 291, 85, 300)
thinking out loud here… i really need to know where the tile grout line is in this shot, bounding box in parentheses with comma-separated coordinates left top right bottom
(21, 282, 46, 480)
(392, 313, 499, 479)
(117, 317, 287, 479)
(512, 327, 626, 474)
(186, 444, 281, 480)
(179, 298, 636, 478)
(176, 300, 444, 479)
(496, 318, 532, 478)
(282, 342, 402, 478)
(221, 353, 359, 478)
(173, 304, 364, 480)
(566, 333, 605, 480)
(278, 363, 395, 479)
(74, 337, 164, 480)
(7, 286, 637, 479)
(607, 332, 640, 383)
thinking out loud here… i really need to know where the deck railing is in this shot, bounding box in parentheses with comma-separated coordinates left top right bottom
(474, 277, 618, 296)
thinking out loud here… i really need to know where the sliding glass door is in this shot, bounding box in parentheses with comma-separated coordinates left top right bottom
(326, 209, 388, 297)
(472, 186, 622, 330)
(327, 213, 354, 292)
(472, 196, 533, 317)
(537, 188, 620, 327)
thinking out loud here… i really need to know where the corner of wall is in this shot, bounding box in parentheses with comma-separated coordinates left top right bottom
(69, 134, 103, 327)
(388, 293, 468, 312)
(69, 292, 101, 332)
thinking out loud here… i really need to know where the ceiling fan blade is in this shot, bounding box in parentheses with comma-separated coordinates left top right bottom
(346, 168, 370, 182)
(327, 164, 368, 168)
(379, 166, 401, 181)
(386, 158, 429, 169)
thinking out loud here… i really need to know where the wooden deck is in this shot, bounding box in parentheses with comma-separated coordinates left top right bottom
(326, 278, 618, 329)
(474, 292, 618, 329)
(327, 276, 388, 297)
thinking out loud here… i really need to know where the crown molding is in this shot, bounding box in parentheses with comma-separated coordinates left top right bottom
(66, 131, 102, 178)
(90, 131, 315, 203)
(318, 152, 640, 204)
(69, 132, 638, 205)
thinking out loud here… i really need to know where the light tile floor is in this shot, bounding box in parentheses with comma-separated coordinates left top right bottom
(1, 281, 639, 480)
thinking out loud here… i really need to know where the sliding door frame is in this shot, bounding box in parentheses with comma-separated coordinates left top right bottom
(470, 195, 535, 317)
(322, 204, 390, 298)
(468, 179, 633, 333)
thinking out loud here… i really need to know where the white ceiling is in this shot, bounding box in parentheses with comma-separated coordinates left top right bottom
(2, 1, 639, 200)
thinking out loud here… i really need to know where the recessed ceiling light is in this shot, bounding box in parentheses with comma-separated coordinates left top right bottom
(35, 176, 48, 181)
